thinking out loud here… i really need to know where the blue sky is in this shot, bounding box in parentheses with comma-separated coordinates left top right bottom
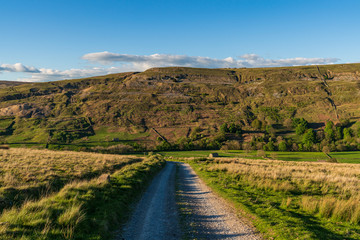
(1, 0, 359, 81)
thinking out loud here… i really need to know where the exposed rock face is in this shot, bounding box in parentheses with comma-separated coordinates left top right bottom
(0, 104, 46, 118)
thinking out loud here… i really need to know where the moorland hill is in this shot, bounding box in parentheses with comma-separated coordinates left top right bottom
(0, 63, 360, 151)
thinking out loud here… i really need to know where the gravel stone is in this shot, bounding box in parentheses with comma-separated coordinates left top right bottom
(177, 162, 262, 240)
(119, 162, 262, 240)
(120, 162, 180, 240)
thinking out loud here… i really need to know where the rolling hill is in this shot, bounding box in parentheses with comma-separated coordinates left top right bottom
(0, 63, 359, 151)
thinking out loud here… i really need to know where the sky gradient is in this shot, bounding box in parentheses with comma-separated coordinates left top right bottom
(1, 0, 359, 81)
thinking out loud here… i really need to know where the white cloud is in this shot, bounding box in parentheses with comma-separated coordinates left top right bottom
(0, 53, 340, 82)
(0, 63, 40, 73)
(17, 66, 132, 82)
(82, 51, 339, 69)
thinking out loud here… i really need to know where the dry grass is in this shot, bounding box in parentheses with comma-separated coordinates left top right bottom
(0, 148, 141, 188)
(207, 158, 360, 224)
(0, 155, 165, 239)
(0, 148, 142, 211)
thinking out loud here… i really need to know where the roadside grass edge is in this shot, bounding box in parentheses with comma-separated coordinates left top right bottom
(0, 154, 166, 240)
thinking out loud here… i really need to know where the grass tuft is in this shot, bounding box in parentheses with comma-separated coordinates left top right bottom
(185, 157, 360, 239)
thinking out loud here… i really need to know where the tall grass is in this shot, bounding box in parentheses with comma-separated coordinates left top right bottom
(188, 157, 360, 239)
(0, 148, 142, 211)
(208, 158, 360, 199)
(0, 155, 165, 239)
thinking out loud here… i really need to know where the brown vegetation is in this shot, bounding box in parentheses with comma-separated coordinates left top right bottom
(0, 148, 142, 211)
(208, 158, 360, 224)
(0, 64, 360, 150)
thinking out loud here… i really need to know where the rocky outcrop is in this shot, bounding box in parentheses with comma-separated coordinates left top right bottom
(0, 104, 46, 118)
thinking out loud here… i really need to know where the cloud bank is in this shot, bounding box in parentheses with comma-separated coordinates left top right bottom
(0, 63, 40, 73)
(1, 53, 339, 82)
(82, 52, 339, 69)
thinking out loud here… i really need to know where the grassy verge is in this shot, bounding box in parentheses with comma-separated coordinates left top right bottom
(186, 158, 360, 240)
(0, 155, 165, 240)
(161, 150, 360, 163)
(0, 148, 142, 212)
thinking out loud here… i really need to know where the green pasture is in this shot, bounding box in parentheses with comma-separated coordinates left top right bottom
(159, 150, 360, 163)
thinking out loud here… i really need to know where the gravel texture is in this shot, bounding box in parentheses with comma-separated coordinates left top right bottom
(120, 162, 181, 240)
(120, 161, 261, 240)
(177, 162, 262, 240)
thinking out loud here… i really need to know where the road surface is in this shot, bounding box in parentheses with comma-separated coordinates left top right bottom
(120, 162, 261, 240)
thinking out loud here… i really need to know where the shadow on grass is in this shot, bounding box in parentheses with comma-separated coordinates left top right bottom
(222, 181, 350, 240)
(286, 210, 353, 240)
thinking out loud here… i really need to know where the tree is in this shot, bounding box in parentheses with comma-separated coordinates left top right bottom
(293, 118, 309, 135)
(303, 129, 316, 150)
(292, 118, 308, 128)
(278, 141, 287, 151)
(335, 126, 343, 140)
(156, 141, 172, 151)
(228, 123, 236, 133)
(251, 119, 262, 130)
(291, 143, 299, 152)
(324, 121, 335, 141)
(322, 145, 330, 154)
(221, 123, 242, 135)
(343, 128, 353, 140)
(263, 141, 275, 151)
(220, 123, 228, 133)
(265, 125, 276, 138)
(316, 130, 325, 141)
(295, 124, 307, 135)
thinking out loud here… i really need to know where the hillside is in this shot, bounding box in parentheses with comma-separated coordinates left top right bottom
(0, 63, 360, 151)
(0, 80, 30, 89)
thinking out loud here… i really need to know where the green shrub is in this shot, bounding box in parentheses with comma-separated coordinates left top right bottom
(263, 141, 275, 151)
(343, 128, 353, 140)
(335, 126, 343, 140)
(302, 129, 316, 145)
(220, 123, 228, 133)
(251, 119, 262, 130)
(324, 121, 335, 141)
(278, 141, 287, 151)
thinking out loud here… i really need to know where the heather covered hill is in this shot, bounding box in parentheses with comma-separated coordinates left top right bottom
(0, 63, 360, 151)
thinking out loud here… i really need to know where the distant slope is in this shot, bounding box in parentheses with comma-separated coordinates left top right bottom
(0, 80, 30, 89)
(0, 64, 359, 150)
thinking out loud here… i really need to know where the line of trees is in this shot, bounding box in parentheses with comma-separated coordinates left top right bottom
(153, 116, 360, 152)
(242, 118, 360, 152)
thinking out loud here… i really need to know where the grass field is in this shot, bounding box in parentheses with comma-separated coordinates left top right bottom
(86, 127, 149, 142)
(186, 158, 360, 239)
(0, 148, 143, 211)
(160, 150, 360, 163)
(0, 148, 165, 239)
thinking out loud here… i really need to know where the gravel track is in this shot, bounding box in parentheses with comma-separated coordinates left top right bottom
(177, 162, 261, 240)
(120, 162, 180, 240)
(119, 161, 261, 240)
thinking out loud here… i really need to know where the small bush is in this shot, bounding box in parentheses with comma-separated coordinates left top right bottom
(278, 141, 287, 151)
(256, 150, 266, 158)
(221, 140, 241, 150)
(322, 145, 330, 154)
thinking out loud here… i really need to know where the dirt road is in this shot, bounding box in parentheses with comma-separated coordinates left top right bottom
(120, 162, 261, 240)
